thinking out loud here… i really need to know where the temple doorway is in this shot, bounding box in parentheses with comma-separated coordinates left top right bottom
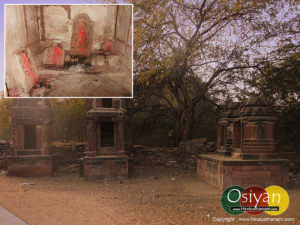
(24, 125, 36, 149)
(101, 122, 114, 147)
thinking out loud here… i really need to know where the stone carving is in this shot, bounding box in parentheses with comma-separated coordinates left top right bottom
(197, 96, 289, 190)
(8, 99, 54, 176)
(84, 99, 128, 179)
(70, 14, 93, 57)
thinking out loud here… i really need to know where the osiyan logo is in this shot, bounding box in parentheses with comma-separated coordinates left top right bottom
(221, 185, 289, 215)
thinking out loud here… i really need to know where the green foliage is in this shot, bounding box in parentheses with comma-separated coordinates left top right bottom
(0, 93, 13, 141)
(275, 105, 300, 152)
(250, 53, 300, 151)
(131, 0, 274, 143)
(128, 0, 299, 147)
(0, 97, 86, 143)
(254, 54, 300, 107)
(50, 99, 86, 142)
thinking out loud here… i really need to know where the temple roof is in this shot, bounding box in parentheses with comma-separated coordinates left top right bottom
(220, 97, 275, 119)
(239, 97, 274, 117)
(220, 102, 240, 118)
(10, 99, 54, 124)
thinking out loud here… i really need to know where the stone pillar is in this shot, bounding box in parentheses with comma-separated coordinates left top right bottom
(118, 118, 125, 153)
(43, 123, 53, 155)
(11, 125, 17, 156)
(224, 124, 233, 156)
(86, 120, 96, 156)
(218, 124, 225, 148)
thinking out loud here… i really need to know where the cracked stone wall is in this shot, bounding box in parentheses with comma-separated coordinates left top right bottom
(115, 5, 132, 71)
(5, 5, 40, 95)
(41, 5, 117, 51)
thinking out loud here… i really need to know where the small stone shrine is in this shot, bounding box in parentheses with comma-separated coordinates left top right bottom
(197, 97, 289, 190)
(70, 14, 93, 58)
(8, 99, 54, 176)
(84, 98, 128, 179)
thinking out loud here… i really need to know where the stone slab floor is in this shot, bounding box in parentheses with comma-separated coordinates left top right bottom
(30, 65, 132, 97)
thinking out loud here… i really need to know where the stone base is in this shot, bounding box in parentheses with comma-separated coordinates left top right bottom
(84, 155, 128, 179)
(8, 155, 54, 176)
(197, 154, 289, 190)
(43, 46, 65, 66)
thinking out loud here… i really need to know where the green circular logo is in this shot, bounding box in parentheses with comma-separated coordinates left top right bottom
(221, 185, 245, 215)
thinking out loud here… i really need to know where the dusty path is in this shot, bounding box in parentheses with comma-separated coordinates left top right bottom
(0, 205, 27, 225)
(0, 167, 299, 225)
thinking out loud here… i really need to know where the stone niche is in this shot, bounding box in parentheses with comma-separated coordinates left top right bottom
(70, 14, 93, 58)
(8, 99, 54, 176)
(84, 98, 128, 179)
(197, 97, 289, 190)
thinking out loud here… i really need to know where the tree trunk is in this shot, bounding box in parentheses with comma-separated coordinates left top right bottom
(179, 108, 194, 167)
(182, 108, 194, 141)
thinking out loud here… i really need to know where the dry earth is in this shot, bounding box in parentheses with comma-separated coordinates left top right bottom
(0, 167, 299, 225)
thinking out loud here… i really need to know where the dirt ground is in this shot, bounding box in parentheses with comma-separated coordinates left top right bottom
(0, 166, 299, 225)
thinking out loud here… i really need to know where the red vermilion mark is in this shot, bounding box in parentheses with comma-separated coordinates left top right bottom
(8, 87, 21, 97)
(77, 26, 88, 55)
(78, 47, 87, 55)
(22, 53, 36, 81)
(104, 40, 114, 53)
(51, 45, 63, 65)
(78, 26, 86, 46)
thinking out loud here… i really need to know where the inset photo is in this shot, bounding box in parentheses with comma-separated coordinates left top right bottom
(4, 4, 133, 98)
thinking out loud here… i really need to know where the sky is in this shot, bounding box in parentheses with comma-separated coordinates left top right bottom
(0, 0, 122, 92)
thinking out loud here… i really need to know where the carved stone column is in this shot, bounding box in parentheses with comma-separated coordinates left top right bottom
(86, 120, 96, 156)
(117, 118, 125, 153)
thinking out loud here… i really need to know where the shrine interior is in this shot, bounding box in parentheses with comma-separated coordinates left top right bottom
(5, 5, 132, 97)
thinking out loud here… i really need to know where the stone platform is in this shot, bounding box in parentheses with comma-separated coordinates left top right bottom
(8, 155, 53, 177)
(197, 154, 289, 190)
(83, 155, 128, 179)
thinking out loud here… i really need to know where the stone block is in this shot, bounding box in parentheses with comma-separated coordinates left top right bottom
(197, 154, 290, 190)
(101, 39, 115, 55)
(91, 55, 105, 66)
(84, 156, 128, 179)
(6, 48, 41, 96)
(107, 55, 120, 67)
(8, 155, 54, 177)
(43, 45, 65, 66)
(65, 54, 71, 64)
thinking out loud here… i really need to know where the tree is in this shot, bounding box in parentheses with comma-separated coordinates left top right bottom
(249, 52, 300, 151)
(131, 0, 299, 145)
(0, 93, 13, 141)
(50, 99, 86, 142)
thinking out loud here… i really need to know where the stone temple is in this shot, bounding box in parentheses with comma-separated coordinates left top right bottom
(83, 98, 128, 179)
(5, 5, 132, 97)
(8, 99, 55, 176)
(197, 97, 289, 190)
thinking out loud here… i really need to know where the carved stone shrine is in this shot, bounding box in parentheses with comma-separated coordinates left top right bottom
(197, 97, 289, 190)
(70, 14, 93, 58)
(8, 99, 54, 176)
(84, 98, 128, 179)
